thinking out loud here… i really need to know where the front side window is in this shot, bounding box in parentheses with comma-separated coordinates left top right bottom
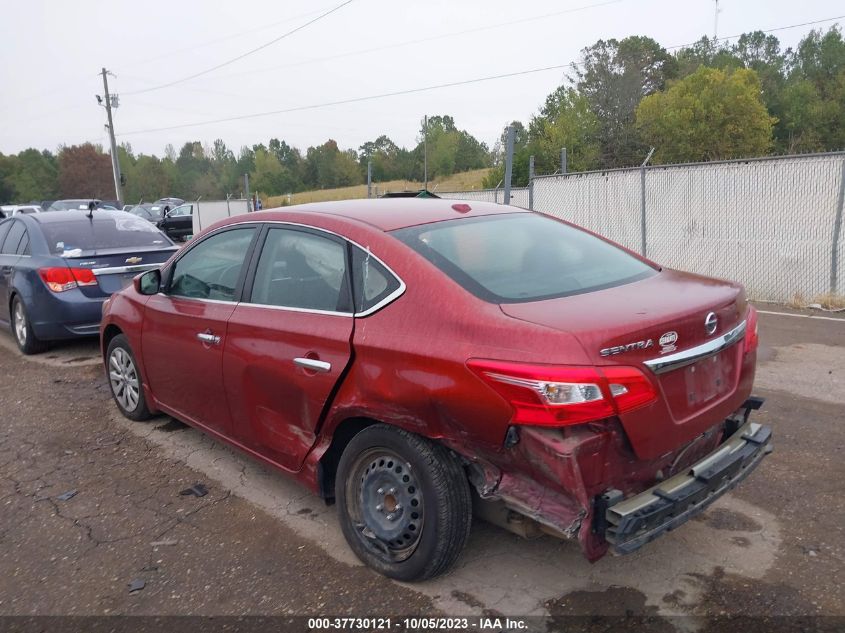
(250, 228, 349, 312)
(169, 205, 192, 217)
(168, 227, 256, 301)
(393, 213, 656, 303)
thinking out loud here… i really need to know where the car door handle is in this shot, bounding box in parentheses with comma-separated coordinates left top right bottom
(294, 357, 331, 373)
(196, 332, 221, 345)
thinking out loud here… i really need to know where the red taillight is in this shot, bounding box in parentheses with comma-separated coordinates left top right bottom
(39, 267, 98, 292)
(467, 359, 657, 427)
(600, 366, 658, 413)
(744, 305, 759, 354)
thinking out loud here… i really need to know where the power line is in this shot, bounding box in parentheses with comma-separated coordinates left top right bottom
(118, 64, 573, 136)
(114, 3, 340, 72)
(117, 12, 845, 138)
(122, 0, 355, 96)
(166, 0, 625, 86)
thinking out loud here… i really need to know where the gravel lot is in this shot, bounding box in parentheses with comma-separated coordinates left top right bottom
(0, 305, 842, 629)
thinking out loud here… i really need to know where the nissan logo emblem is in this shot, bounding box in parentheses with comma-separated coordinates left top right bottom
(704, 312, 718, 335)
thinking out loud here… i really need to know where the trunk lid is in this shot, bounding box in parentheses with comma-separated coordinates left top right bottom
(64, 247, 177, 297)
(500, 269, 748, 458)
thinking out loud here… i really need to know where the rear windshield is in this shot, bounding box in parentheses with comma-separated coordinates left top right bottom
(393, 213, 656, 303)
(40, 215, 173, 256)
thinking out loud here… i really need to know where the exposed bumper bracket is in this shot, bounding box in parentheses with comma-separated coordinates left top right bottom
(600, 399, 772, 555)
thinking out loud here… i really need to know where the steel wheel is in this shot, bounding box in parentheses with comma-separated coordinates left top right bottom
(109, 347, 140, 412)
(13, 300, 26, 346)
(335, 424, 472, 580)
(345, 447, 424, 563)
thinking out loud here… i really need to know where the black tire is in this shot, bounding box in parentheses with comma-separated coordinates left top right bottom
(106, 334, 152, 421)
(10, 295, 47, 355)
(335, 424, 472, 581)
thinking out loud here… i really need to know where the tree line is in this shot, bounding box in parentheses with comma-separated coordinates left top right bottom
(1, 26, 843, 203)
(0, 115, 489, 204)
(484, 26, 845, 187)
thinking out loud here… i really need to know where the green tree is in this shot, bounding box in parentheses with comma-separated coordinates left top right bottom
(173, 141, 212, 198)
(529, 87, 600, 173)
(304, 140, 361, 189)
(268, 138, 304, 191)
(675, 36, 742, 78)
(781, 26, 845, 152)
(482, 121, 529, 188)
(359, 135, 403, 181)
(251, 148, 286, 195)
(124, 154, 173, 202)
(571, 36, 676, 167)
(4, 148, 58, 201)
(0, 154, 16, 202)
(415, 115, 490, 180)
(636, 67, 775, 163)
(483, 89, 601, 188)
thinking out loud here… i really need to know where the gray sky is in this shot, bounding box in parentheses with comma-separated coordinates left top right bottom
(1, 0, 842, 157)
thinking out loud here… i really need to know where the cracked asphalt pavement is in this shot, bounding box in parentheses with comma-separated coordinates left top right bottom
(0, 305, 843, 626)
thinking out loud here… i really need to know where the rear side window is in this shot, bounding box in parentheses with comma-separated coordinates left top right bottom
(16, 232, 30, 255)
(1, 221, 25, 255)
(169, 228, 256, 301)
(40, 214, 172, 256)
(393, 213, 656, 303)
(250, 228, 350, 313)
(351, 246, 401, 314)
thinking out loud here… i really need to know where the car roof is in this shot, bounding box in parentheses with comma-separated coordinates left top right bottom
(28, 209, 135, 224)
(252, 198, 529, 232)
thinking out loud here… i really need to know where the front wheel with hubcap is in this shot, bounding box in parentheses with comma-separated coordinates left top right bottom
(106, 334, 152, 421)
(11, 296, 47, 355)
(335, 424, 472, 581)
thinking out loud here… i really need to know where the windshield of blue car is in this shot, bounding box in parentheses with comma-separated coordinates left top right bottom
(40, 214, 173, 256)
(392, 213, 657, 303)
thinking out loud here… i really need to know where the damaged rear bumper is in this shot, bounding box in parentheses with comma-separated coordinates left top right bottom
(602, 417, 773, 555)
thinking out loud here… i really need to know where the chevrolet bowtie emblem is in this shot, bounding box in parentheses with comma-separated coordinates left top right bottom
(125, 257, 143, 264)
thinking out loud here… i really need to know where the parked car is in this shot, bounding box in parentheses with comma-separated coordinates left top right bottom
(155, 202, 193, 241)
(153, 197, 185, 209)
(100, 199, 770, 581)
(0, 205, 41, 218)
(127, 203, 163, 223)
(47, 199, 105, 212)
(0, 210, 177, 354)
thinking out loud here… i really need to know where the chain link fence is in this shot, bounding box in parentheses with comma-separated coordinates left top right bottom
(442, 152, 845, 303)
(439, 187, 530, 208)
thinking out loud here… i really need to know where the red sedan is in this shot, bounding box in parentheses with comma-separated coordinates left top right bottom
(100, 199, 771, 581)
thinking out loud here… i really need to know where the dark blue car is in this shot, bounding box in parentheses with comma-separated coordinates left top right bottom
(0, 209, 178, 354)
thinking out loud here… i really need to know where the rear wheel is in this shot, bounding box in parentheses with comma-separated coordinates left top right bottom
(11, 296, 47, 355)
(106, 334, 152, 421)
(335, 424, 472, 581)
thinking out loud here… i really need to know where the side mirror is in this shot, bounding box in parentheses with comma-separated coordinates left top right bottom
(134, 269, 161, 295)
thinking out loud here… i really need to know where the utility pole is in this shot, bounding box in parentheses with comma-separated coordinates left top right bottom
(423, 115, 428, 192)
(503, 125, 515, 205)
(367, 160, 372, 198)
(713, 0, 720, 39)
(100, 68, 123, 205)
